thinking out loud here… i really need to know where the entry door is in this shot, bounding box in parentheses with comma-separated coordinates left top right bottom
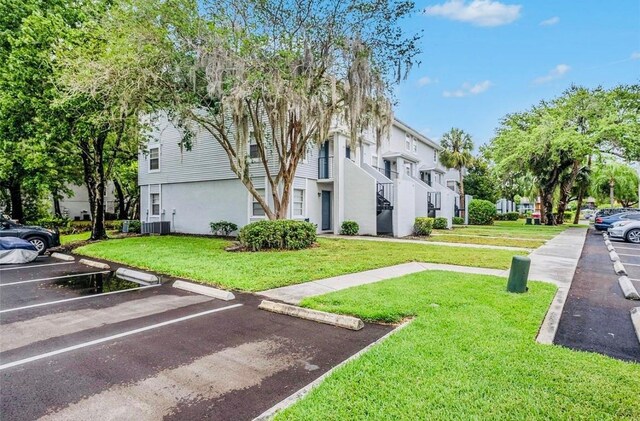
(321, 191, 331, 231)
(383, 160, 391, 179)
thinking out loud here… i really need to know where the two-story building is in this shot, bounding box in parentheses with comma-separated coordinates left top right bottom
(138, 115, 463, 237)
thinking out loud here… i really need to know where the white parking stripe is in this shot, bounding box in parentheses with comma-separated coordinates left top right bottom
(0, 271, 110, 287)
(0, 284, 161, 314)
(623, 263, 640, 267)
(0, 262, 74, 271)
(0, 303, 243, 371)
(617, 253, 640, 257)
(614, 246, 640, 251)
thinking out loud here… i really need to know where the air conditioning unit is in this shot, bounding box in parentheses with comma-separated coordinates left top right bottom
(141, 221, 171, 235)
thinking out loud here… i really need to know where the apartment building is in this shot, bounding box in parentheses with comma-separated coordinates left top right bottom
(139, 115, 464, 237)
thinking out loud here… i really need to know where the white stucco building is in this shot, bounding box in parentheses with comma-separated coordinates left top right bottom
(138, 116, 462, 237)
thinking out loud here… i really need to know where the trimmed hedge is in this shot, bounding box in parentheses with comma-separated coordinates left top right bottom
(433, 217, 448, 230)
(452, 216, 464, 225)
(238, 220, 317, 251)
(495, 212, 519, 221)
(340, 220, 359, 236)
(414, 217, 434, 236)
(210, 221, 239, 236)
(468, 199, 497, 225)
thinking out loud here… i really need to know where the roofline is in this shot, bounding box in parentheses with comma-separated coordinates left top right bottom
(393, 118, 442, 151)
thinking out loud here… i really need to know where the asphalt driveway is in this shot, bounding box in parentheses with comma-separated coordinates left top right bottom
(554, 230, 640, 362)
(0, 256, 391, 420)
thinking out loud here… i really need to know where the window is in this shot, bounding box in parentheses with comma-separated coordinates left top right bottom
(446, 180, 457, 191)
(249, 132, 259, 159)
(149, 147, 160, 172)
(433, 150, 438, 163)
(150, 193, 160, 216)
(345, 146, 351, 159)
(293, 189, 304, 217)
(371, 155, 378, 166)
(405, 135, 411, 151)
(405, 163, 412, 176)
(413, 141, 417, 153)
(252, 189, 265, 217)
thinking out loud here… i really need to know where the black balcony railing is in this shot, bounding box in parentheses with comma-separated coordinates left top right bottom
(377, 182, 394, 213)
(318, 156, 333, 179)
(373, 166, 399, 180)
(427, 192, 442, 211)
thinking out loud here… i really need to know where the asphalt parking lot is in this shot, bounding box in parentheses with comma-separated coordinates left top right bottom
(0, 256, 391, 420)
(555, 230, 640, 362)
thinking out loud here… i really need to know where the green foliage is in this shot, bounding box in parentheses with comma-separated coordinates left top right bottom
(433, 217, 448, 229)
(210, 221, 239, 237)
(414, 217, 434, 236)
(339, 220, 359, 236)
(495, 212, 519, 221)
(591, 161, 639, 207)
(563, 211, 575, 222)
(463, 157, 499, 202)
(452, 216, 464, 225)
(238, 220, 317, 251)
(26, 216, 71, 230)
(468, 199, 497, 225)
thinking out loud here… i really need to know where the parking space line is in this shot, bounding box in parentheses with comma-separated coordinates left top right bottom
(0, 303, 243, 371)
(623, 263, 640, 267)
(0, 284, 161, 314)
(614, 246, 640, 251)
(0, 271, 110, 287)
(617, 253, 640, 257)
(0, 262, 74, 271)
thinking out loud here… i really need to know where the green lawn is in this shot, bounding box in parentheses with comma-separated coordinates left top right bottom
(423, 234, 545, 249)
(276, 272, 640, 420)
(60, 230, 118, 244)
(74, 236, 525, 291)
(441, 220, 581, 240)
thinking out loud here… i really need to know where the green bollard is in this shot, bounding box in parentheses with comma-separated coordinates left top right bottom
(507, 255, 530, 293)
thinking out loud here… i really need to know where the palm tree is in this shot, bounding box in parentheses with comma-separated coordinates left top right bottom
(439, 128, 474, 219)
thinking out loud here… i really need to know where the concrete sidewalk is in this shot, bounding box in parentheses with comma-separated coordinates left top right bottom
(259, 262, 506, 305)
(320, 234, 533, 252)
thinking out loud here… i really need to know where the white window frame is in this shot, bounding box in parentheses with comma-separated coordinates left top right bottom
(433, 149, 438, 163)
(446, 179, 457, 192)
(292, 189, 305, 218)
(413, 141, 417, 154)
(251, 189, 266, 217)
(405, 135, 411, 151)
(248, 131, 260, 162)
(150, 191, 161, 217)
(148, 146, 160, 173)
(371, 154, 378, 166)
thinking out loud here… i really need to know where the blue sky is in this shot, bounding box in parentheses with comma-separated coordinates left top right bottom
(394, 0, 640, 149)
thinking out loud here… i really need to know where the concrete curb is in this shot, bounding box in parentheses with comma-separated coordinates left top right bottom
(604, 239, 612, 247)
(78, 258, 110, 270)
(258, 300, 364, 330)
(609, 250, 620, 261)
(631, 307, 640, 345)
(115, 267, 158, 285)
(50, 252, 74, 262)
(536, 286, 570, 345)
(603, 233, 609, 240)
(618, 276, 640, 300)
(173, 280, 235, 300)
(614, 260, 627, 276)
(253, 319, 412, 421)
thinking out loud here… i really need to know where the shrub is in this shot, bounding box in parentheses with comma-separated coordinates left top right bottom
(238, 220, 316, 251)
(340, 220, 359, 236)
(210, 221, 239, 237)
(468, 199, 497, 225)
(433, 217, 448, 229)
(563, 211, 575, 222)
(27, 216, 71, 230)
(127, 220, 141, 233)
(452, 216, 464, 225)
(414, 217, 434, 236)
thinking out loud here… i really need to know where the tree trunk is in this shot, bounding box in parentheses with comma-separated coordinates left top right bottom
(91, 139, 107, 240)
(459, 169, 465, 220)
(8, 181, 24, 222)
(542, 189, 556, 226)
(53, 196, 62, 218)
(609, 179, 615, 207)
(113, 179, 127, 220)
(556, 160, 581, 225)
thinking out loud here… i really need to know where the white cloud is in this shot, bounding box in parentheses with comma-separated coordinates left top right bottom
(417, 76, 436, 86)
(443, 80, 493, 97)
(539, 16, 559, 26)
(631, 52, 640, 60)
(533, 64, 571, 84)
(424, 0, 522, 27)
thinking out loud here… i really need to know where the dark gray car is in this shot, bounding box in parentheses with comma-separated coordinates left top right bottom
(0, 217, 61, 254)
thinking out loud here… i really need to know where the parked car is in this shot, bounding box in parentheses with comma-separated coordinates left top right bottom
(609, 220, 640, 243)
(0, 217, 61, 254)
(594, 212, 640, 231)
(595, 207, 640, 218)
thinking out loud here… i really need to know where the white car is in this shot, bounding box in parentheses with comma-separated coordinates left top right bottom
(608, 220, 640, 243)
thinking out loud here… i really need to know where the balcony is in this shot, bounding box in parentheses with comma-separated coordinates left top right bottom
(318, 156, 333, 180)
